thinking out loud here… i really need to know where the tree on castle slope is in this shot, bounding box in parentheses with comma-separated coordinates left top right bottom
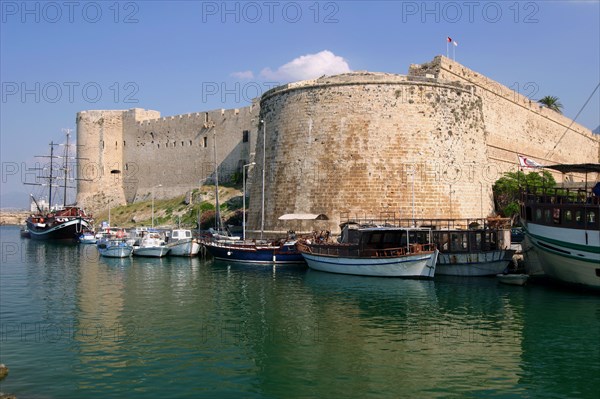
(537, 96, 563, 114)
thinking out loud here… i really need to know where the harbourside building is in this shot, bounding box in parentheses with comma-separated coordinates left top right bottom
(77, 56, 600, 236)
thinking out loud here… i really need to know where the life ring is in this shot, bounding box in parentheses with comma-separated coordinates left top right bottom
(116, 230, 124, 238)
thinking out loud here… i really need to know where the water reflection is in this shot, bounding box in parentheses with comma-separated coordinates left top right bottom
(1, 225, 599, 398)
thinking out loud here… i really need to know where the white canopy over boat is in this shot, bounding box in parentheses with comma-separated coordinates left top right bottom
(278, 214, 329, 220)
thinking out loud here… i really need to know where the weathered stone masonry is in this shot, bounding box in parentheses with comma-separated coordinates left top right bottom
(77, 56, 599, 234)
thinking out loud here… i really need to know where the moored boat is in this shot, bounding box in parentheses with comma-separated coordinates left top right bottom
(336, 217, 515, 276)
(521, 163, 600, 289)
(296, 223, 438, 278)
(19, 225, 30, 238)
(167, 229, 201, 256)
(430, 218, 516, 276)
(24, 134, 93, 241)
(497, 273, 529, 286)
(78, 230, 97, 244)
(27, 206, 93, 241)
(203, 238, 304, 264)
(97, 237, 133, 258)
(133, 231, 170, 257)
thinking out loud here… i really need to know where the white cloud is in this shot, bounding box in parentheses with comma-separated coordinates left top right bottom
(260, 50, 351, 82)
(230, 70, 254, 80)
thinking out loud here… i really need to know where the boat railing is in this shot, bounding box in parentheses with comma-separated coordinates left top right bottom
(522, 186, 600, 206)
(298, 242, 436, 258)
(338, 215, 510, 230)
(298, 242, 360, 257)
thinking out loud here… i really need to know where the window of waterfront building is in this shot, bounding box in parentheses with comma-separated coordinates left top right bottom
(203, 137, 208, 148)
(588, 211, 596, 224)
(575, 211, 582, 223)
(243, 130, 249, 143)
(544, 209, 551, 223)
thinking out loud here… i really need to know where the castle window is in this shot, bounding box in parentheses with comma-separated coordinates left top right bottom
(123, 141, 126, 147)
(243, 130, 249, 143)
(115, 141, 118, 149)
(189, 140, 192, 146)
(125, 163, 129, 171)
(182, 141, 184, 147)
(203, 137, 208, 148)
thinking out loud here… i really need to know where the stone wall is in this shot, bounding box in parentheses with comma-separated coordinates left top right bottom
(246, 59, 599, 236)
(76, 104, 259, 212)
(122, 105, 259, 204)
(249, 72, 491, 235)
(411, 56, 600, 179)
(77, 56, 599, 230)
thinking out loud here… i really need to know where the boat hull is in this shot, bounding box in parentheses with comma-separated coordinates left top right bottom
(98, 246, 133, 258)
(97, 240, 133, 258)
(497, 274, 529, 286)
(168, 240, 201, 257)
(204, 242, 305, 264)
(133, 246, 170, 257)
(301, 250, 438, 278)
(27, 218, 92, 241)
(524, 223, 600, 288)
(436, 250, 515, 276)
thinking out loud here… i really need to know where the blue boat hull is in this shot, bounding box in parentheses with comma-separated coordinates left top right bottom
(204, 242, 305, 264)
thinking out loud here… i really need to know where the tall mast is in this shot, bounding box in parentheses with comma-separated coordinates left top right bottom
(212, 126, 222, 232)
(62, 130, 71, 207)
(48, 141, 54, 210)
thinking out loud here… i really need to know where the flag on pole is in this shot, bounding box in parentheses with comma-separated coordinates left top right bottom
(446, 37, 452, 57)
(447, 37, 452, 43)
(517, 154, 544, 169)
(453, 40, 458, 46)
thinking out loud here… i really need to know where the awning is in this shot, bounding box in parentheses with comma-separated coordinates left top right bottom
(278, 213, 329, 220)
(545, 163, 600, 174)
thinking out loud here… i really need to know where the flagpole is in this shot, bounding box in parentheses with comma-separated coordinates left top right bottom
(446, 40, 449, 58)
(453, 43, 456, 61)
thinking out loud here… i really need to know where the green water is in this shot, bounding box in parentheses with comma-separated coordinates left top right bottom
(1, 226, 599, 398)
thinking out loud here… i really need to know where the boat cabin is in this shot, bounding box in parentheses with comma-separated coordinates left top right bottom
(337, 223, 434, 257)
(522, 187, 599, 231)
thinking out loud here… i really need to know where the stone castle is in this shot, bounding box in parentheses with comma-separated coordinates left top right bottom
(76, 56, 600, 236)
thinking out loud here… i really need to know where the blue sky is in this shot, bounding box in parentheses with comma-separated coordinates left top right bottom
(1, 0, 599, 208)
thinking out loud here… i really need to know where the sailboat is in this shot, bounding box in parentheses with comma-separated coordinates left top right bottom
(201, 121, 305, 264)
(25, 131, 93, 241)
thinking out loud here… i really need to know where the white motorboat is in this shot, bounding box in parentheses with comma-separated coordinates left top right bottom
(133, 231, 170, 257)
(97, 238, 133, 258)
(167, 229, 201, 256)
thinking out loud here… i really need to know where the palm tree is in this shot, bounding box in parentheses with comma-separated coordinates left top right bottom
(537, 96, 563, 114)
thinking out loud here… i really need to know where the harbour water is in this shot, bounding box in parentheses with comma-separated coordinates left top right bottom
(1, 225, 599, 398)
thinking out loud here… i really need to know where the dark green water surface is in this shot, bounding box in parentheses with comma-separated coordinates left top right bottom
(1, 226, 599, 398)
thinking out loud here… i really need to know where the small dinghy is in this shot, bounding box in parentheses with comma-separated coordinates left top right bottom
(497, 273, 529, 286)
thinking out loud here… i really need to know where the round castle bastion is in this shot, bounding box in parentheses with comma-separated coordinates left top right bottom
(246, 71, 492, 235)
